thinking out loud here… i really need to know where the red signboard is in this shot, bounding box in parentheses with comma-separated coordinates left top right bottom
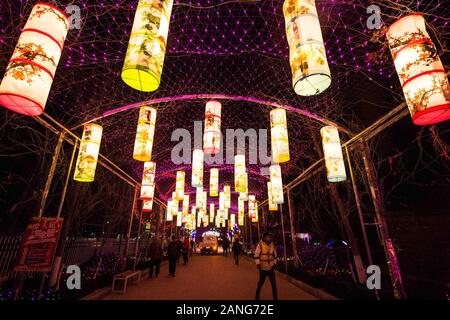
(14, 217, 63, 272)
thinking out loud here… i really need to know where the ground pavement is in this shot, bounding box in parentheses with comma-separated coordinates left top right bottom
(103, 254, 318, 300)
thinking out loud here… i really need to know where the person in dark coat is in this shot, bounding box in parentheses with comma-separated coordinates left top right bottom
(182, 236, 191, 265)
(232, 238, 242, 266)
(222, 236, 230, 257)
(148, 236, 163, 278)
(167, 235, 180, 277)
(176, 237, 183, 263)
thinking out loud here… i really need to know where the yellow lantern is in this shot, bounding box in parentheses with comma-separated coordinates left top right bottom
(202, 191, 207, 212)
(219, 191, 225, 210)
(0, 3, 69, 116)
(283, 0, 331, 96)
(171, 193, 179, 216)
(166, 200, 173, 221)
(209, 204, 215, 223)
(210, 168, 219, 196)
(238, 198, 245, 216)
(224, 185, 231, 209)
(270, 108, 290, 163)
(320, 126, 347, 182)
(229, 214, 236, 230)
(267, 181, 278, 211)
(121, 0, 174, 92)
(270, 164, 284, 204)
(74, 124, 103, 182)
(252, 204, 259, 223)
(203, 101, 222, 155)
(133, 106, 157, 161)
(182, 194, 190, 216)
(239, 191, 248, 202)
(176, 211, 182, 227)
(140, 161, 156, 203)
(234, 155, 247, 193)
(192, 149, 204, 187)
(248, 194, 256, 219)
(142, 161, 156, 185)
(196, 187, 203, 208)
(175, 170, 185, 200)
(387, 14, 450, 125)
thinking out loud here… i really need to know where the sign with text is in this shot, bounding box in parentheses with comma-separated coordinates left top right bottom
(14, 217, 63, 272)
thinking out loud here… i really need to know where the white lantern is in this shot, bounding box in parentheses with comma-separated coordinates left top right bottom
(140, 161, 156, 205)
(0, 3, 69, 116)
(270, 109, 290, 163)
(209, 168, 219, 197)
(166, 200, 173, 221)
(234, 155, 247, 193)
(74, 124, 103, 182)
(267, 181, 278, 211)
(121, 0, 174, 92)
(387, 14, 450, 125)
(176, 211, 182, 227)
(202, 191, 207, 212)
(269, 164, 284, 204)
(142, 199, 153, 213)
(209, 203, 215, 223)
(175, 170, 185, 200)
(182, 194, 190, 216)
(283, 0, 331, 96)
(248, 194, 256, 219)
(192, 149, 204, 187)
(196, 187, 203, 208)
(203, 100, 222, 155)
(252, 204, 259, 223)
(133, 106, 157, 161)
(320, 126, 347, 182)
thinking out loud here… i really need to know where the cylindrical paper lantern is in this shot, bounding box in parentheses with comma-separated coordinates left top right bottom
(209, 203, 215, 223)
(283, 0, 331, 96)
(142, 199, 153, 212)
(234, 155, 247, 193)
(239, 191, 248, 202)
(224, 185, 231, 209)
(270, 108, 290, 163)
(166, 200, 173, 222)
(238, 198, 245, 215)
(267, 181, 278, 211)
(182, 194, 189, 216)
(203, 100, 222, 155)
(175, 170, 185, 200)
(133, 106, 157, 161)
(219, 191, 225, 210)
(192, 149, 204, 187)
(121, 0, 174, 92)
(176, 211, 182, 227)
(74, 124, 103, 182)
(252, 204, 259, 223)
(209, 168, 219, 196)
(320, 126, 346, 182)
(238, 215, 244, 227)
(140, 161, 156, 205)
(0, 3, 69, 116)
(196, 187, 203, 208)
(248, 195, 256, 219)
(387, 14, 450, 125)
(202, 191, 207, 212)
(269, 164, 284, 204)
(229, 214, 236, 230)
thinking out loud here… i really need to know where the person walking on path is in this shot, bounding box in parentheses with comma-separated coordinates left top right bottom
(182, 236, 191, 265)
(232, 237, 242, 266)
(167, 236, 180, 277)
(254, 232, 278, 300)
(176, 237, 183, 263)
(190, 238, 196, 256)
(148, 236, 163, 278)
(222, 236, 230, 257)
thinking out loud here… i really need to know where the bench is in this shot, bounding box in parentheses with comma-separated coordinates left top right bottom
(111, 270, 142, 293)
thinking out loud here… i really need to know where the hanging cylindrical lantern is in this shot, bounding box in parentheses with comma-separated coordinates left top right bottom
(140, 184, 155, 201)
(209, 203, 215, 223)
(0, 3, 69, 116)
(238, 198, 245, 216)
(140, 161, 156, 208)
(182, 194, 190, 216)
(133, 106, 157, 161)
(176, 211, 182, 227)
(142, 199, 153, 213)
(283, 0, 331, 96)
(202, 191, 207, 212)
(269, 164, 284, 204)
(229, 214, 236, 230)
(175, 170, 185, 200)
(192, 149, 204, 187)
(121, 0, 174, 92)
(320, 126, 347, 182)
(248, 195, 256, 219)
(203, 100, 222, 155)
(234, 155, 247, 193)
(142, 161, 156, 186)
(252, 204, 259, 223)
(239, 191, 248, 202)
(171, 193, 179, 216)
(209, 168, 219, 196)
(74, 124, 103, 182)
(224, 185, 231, 209)
(166, 200, 173, 222)
(219, 191, 225, 210)
(387, 14, 450, 125)
(270, 108, 290, 163)
(267, 181, 278, 211)
(195, 187, 203, 208)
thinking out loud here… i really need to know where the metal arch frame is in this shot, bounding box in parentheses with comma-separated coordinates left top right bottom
(72, 93, 355, 136)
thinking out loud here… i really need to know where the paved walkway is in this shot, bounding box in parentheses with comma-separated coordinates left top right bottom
(103, 254, 318, 300)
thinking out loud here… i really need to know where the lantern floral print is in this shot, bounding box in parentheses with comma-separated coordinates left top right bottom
(133, 106, 157, 161)
(270, 108, 290, 163)
(203, 101, 222, 155)
(320, 126, 346, 183)
(387, 14, 450, 125)
(74, 124, 103, 182)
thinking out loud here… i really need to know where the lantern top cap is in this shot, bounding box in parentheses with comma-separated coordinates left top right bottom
(388, 13, 424, 32)
(84, 123, 103, 130)
(206, 100, 221, 105)
(35, 2, 70, 23)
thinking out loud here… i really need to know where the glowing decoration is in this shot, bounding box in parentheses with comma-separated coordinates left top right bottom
(238, 214, 245, 227)
(229, 214, 236, 230)
(140, 162, 156, 210)
(203, 101, 222, 155)
(234, 155, 247, 193)
(166, 200, 173, 221)
(248, 195, 256, 219)
(387, 14, 450, 125)
(210, 204, 215, 223)
(0, 3, 69, 116)
(182, 194, 189, 216)
(176, 211, 182, 227)
(192, 149, 204, 187)
(74, 124, 103, 182)
(142, 161, 156, 186)
(171, 193, 179, 216)
(283, 0, 331, 96)
(269, 164, 284, 204)
(270, 109, 290, 163)
(141, 184, 155, 201)
(202, 191, 207, 212)
(320, 126, 347, 182)
(133, 106, 157, 161)
(196, 187, 203, 208)
(252, 204, 259, 223)
(238, 198, 245, 215)
(175, 170, 185, 200)
(142, 200, 153, 212)
(185, 214, 193, 230)
(239, 191, 248, 202)
(210, 168, 219, 197)
(224, 185, 231, 209)
(267, 181, 278, 211)
(219, 191, 225, 210)
(121, 0, 174, 92)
